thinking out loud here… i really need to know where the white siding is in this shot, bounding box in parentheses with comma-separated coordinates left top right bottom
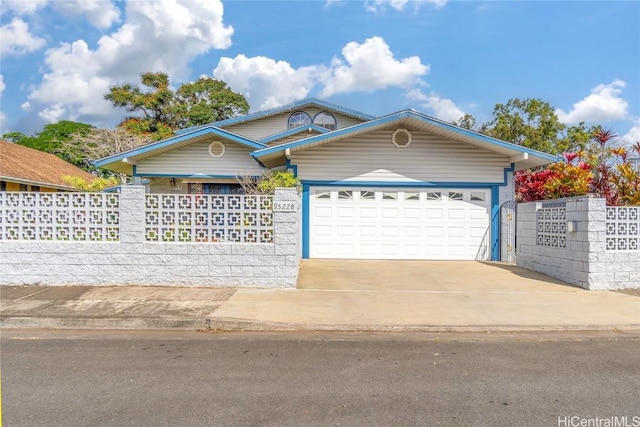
(268, 130, 324, 146)
(136, 141, 265, 176)
(291, 130, 511, 183)
(225, 109, 366, 140)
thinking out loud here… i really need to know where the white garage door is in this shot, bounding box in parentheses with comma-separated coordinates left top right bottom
(310, 187, 490, 260)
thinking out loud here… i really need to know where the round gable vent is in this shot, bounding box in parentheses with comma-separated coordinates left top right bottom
(392, 128, 412, 148)
(208, 141, 225, 158)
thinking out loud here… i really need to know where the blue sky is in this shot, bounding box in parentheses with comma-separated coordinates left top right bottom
(1, 0, 639, 147)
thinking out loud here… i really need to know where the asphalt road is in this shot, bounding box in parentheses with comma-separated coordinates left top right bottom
(1, 330, 639, 427)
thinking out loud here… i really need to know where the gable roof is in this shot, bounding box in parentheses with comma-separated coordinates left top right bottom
(0, 140, 96, 191)
(94, 125, 266, 174)
(260, 123, 330, 145)
(174, 98, 376, 135)
(252, 110, 560, 170)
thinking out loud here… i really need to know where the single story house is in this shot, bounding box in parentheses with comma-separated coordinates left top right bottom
(95, 99, 557, 261)
(0, 139, 97, 192)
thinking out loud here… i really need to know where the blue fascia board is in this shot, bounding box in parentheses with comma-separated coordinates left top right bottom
(201, 98, 376, 129)
(94, 127, 265, 167)
(260, 124, 329, 144)
(300, 180, 504, 188)
(131, 173, 253, 179)
(253, 110, 559, 162)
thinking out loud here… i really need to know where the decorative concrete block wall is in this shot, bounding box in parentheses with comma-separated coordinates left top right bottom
(517, 196, 640, 290)
(0, 186, 301, 288)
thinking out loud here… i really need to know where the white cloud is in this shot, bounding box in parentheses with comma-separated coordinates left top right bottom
(27, 0, 234, 124)
(406, 88, 465, 122)
(0, 0, 48, 15)
(619, 121, 640, 148)
(556, 80, 629, 124)
(52, 0, 121, 29)
(213, 36, 428, 111)
(213, 55, 323, 110)
(320, 36, 429, 97)
(365, 0, 447, 13)
(21, 101, 31, 111)
(0, 74, 5, 96)
(0, 18, 47, 56)
(38, 103, 67, 123)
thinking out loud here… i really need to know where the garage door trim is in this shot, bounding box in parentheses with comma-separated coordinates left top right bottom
(301, 182, 500, 261)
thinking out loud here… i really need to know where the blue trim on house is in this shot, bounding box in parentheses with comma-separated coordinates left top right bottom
(285, 160, 298, 177)
(300, 180, 503, 188)
(300, 179, 508, 260)
(260, 124, 329, 144)
(301, 183, 310, 259)
(252, 110, 559, 163)
(490, 185, 500, 261)
(132, 173, 254, 179)
(94, 127, 265, 168)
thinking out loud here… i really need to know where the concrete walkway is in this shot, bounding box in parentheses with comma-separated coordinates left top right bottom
(1, 261, 639, 331)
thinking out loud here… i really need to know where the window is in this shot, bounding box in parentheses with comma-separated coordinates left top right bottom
(382, 192, 397, 200)
(470, 192, 485, 201)
(313, 112, 337, 130)
(338, 190, 353, 200)
(426, 192, 441, 201)
(316, 191, 331, 199)
(404, 192, 420, 201)
(360, 191, 375, 200)
(448, 192, 463, 201)
(288, 111, 312, 129)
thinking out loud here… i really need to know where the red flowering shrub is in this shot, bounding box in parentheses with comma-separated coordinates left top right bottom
(515, 130, 640, 205)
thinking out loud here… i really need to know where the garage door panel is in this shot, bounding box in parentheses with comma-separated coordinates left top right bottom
(447, 209, 466, 220)
(426, 209, 443, 219)
(310, 187, 490, 260)
(315, 207, 332, 217)
(359, 207, 377, 218)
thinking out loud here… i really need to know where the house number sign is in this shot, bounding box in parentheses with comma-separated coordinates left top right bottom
(273, 201, 298, 212)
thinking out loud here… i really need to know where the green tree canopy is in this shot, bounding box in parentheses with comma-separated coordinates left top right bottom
(453, 98, 600, 154)
(104, 72, 249, 140)
(2, 121, 93, 167)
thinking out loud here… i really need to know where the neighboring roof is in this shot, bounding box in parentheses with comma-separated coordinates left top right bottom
(260, 124, 330, 144)
(94, 125, 266, 175)
(252, 110, 560, 170)
(0, 139, 97, 191)
(175, 98, 376, 135)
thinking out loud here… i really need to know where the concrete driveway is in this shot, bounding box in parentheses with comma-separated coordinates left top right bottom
(297, 259, 576, 292)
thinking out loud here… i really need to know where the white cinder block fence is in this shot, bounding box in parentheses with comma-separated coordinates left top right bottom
(0, 187, 300, 288)
(517, 196, 640, 290)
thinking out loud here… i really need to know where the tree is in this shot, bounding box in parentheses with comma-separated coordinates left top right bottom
(452, 113, 479, 131)
(59, 127, 152, 177)
(2, 121, 93, 167)
(451, 98, 600, 154)
(481, 98, 567, 153)
(104, 72, 249, 140)
(174, 77, 250, 128)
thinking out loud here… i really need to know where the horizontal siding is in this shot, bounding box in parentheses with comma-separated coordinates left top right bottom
(291, 130, 510, 183)
(136, 141, 265, 176)
(268, 130, 324, 146)
(225, 109, 366, 140)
